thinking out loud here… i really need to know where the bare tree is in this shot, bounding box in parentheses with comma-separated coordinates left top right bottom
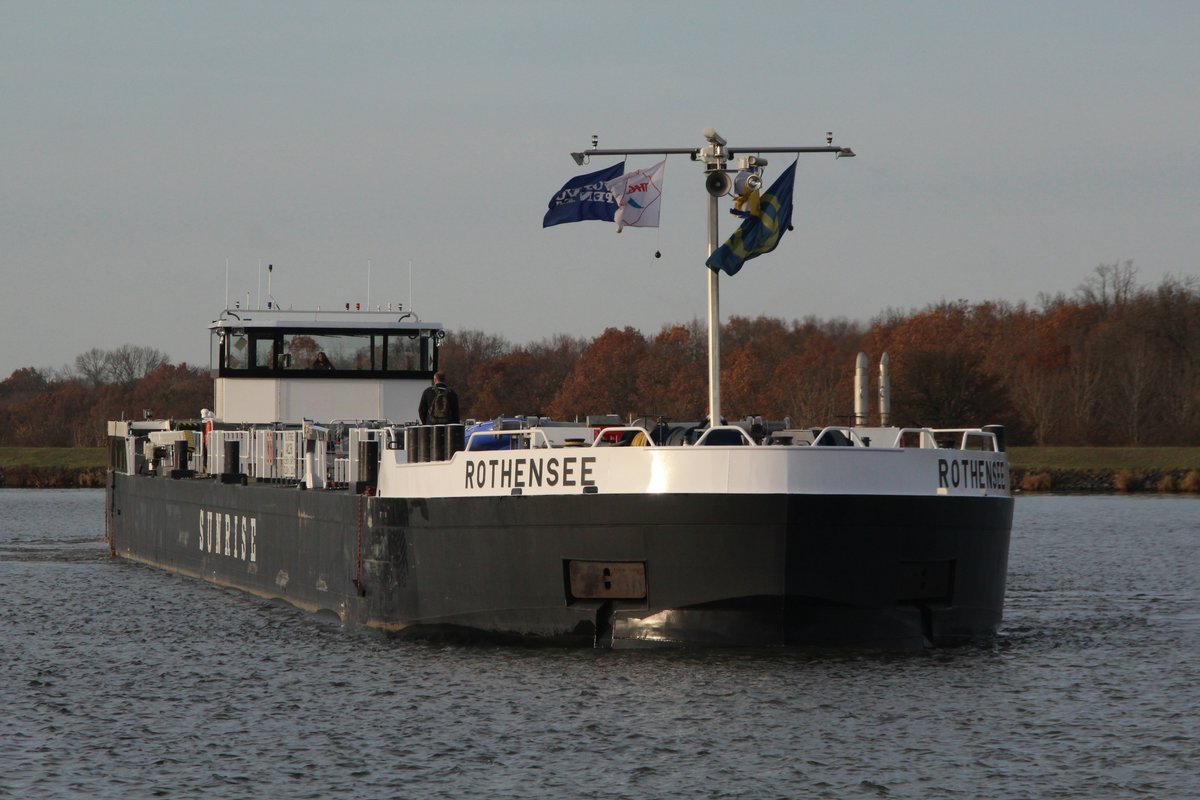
(1077, 260, 1138, 308)
(1006, 364, 1063, 445)
(105, 345, 169, 386)
(1149, 276, 1200, 438)
(74, 348, 112, 386)
(1102, 332, 1162, 445)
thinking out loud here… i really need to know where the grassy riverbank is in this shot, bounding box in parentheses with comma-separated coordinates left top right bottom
(0, 447, 106, 488)
(1008, 447, 1200, 471)
(1009, 447, 1200, 493)
(0, 447, 105, 469)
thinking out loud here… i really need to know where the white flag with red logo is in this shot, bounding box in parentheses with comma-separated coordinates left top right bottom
(604, 159, 665, 232)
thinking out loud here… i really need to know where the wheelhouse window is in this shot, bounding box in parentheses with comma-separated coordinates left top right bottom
(281, 333, 377, 371)
(385, 332, 436, 372)
(255, 338, 276, 370)
(215, 327, 439, 377)
(226, 332, 250, 370)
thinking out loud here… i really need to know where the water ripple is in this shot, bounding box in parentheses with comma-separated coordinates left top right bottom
(1, 491, 1198, 798)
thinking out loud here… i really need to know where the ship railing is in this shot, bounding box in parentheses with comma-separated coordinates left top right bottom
(465, 427, 553, 451)
(885, 427, 1003, 451)
(591, 426, 658, 447)
(690, 425, 755, 446)
(930, 427, 1004, 452)
(811, 426, 870, 447)
(890, 428, 941, 449)
(333, 457, 350, 486)
(207, 427, 309, 482)
(252, 428, 304, 482)
(586, 424, 758, 447)
(345, 427, 386, 483)
(208, 430, 252, 477)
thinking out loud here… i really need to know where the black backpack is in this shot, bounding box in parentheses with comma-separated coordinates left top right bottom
(430, 386, 452, 423)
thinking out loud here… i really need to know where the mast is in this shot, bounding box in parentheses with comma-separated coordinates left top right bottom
(571, 129, 854, 425)
(706, 148, 721, 423)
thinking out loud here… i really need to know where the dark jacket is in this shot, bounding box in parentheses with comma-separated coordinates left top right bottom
(418, 382, 460, 424)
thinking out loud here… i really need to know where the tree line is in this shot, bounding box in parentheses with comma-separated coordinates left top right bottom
(0, 346, 211, 447)
(3, 263, 1197, 448)
(439, 262, 1200, 446)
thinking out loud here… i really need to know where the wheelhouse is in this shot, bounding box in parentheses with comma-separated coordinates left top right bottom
(209, 310, 443, 423)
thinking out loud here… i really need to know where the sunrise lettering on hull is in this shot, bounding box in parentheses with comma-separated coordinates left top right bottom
(937, 458, 1009, 492)
(464, 455, 597, 491)
(198, 509, 258, 562)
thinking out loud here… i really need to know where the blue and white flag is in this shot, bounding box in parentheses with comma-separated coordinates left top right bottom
(542, 161, 625, 228)
(705, 160, 796, 276)
(604, 159, 666, 233)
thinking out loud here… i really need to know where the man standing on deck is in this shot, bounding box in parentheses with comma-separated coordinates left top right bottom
(419, 371, 460, 425)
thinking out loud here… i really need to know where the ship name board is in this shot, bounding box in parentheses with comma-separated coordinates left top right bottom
(464, 455, 597, 491)
(937, 457, 1008, 491)
(198, 509, 257, 562)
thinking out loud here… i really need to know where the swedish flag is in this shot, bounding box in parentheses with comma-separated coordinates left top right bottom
(705, 160, 796, 277)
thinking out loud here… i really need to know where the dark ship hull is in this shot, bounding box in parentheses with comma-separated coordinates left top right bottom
(107, 470, 1012, 649)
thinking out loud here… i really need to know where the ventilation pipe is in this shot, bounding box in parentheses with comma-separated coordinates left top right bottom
(854, 352, 869, 426)
(879, 353, 891, 427)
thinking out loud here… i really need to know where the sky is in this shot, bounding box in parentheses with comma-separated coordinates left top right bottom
(2, 0, 1198, 378)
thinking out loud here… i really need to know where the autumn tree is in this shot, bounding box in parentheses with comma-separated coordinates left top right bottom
(468, 349, 540, 419)
(635, 322, 707, 421)
(865, 302, 1011, 429)
(0, 367, 48, 400)
(124, 363, 213, 422)
(989, 304, 1064, 445)
(438, 329, 511, 418)
(522, 334, 588, 418)
(551, 327, 647, 420)
(7, 264, 1196, 448)
(722, 316, 794, 420)
(780, 319, 862, 425)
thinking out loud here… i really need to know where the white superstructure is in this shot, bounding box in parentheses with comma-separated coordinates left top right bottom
(208, 309, 440, 423)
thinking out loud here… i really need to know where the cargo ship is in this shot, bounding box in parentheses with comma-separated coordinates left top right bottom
(105, 130, 1012, 648)
(105, 305, 1012, 649)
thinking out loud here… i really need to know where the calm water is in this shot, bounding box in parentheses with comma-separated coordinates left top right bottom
(1, 490, 1197, 799)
